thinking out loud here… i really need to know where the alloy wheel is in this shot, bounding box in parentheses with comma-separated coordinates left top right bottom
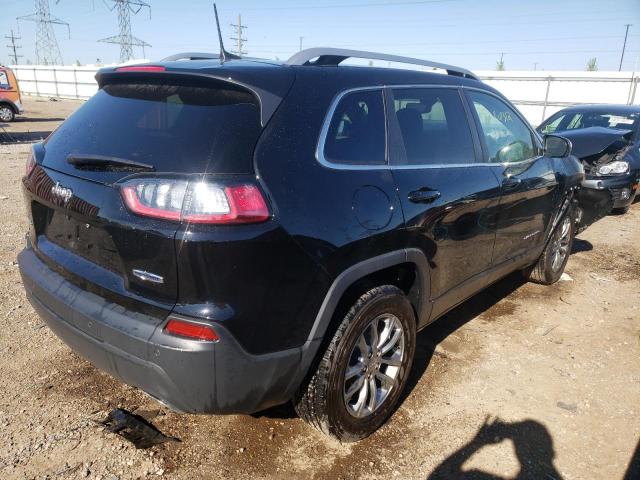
(550, 216, 571, 272)
(0, 107, 13, 122)
(343, 313, 405, 418)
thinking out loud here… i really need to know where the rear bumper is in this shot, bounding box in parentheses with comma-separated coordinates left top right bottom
(18, 246, 308, 414)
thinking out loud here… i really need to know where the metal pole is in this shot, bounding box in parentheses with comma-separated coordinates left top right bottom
(52, 67, 59, 98)
(619, 24, 632, 71)
(541, 76, 552, 123)
(299, 36, 303, 52)
(73, 68, 79, 99)
(34, 68, 39, 97)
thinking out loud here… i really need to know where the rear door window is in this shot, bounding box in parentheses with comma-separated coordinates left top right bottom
(323, 89, 386, 166)
(43, 78, 262, 182)
(390, 88, 476, 165)
(468, 91, 537, 163)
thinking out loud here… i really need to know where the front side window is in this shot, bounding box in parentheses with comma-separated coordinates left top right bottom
(468, 91, 536, 163)
(391, 88, 476, 166)
(323, 89, 386, 165)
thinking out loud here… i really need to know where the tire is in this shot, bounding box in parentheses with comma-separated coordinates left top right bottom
(524, 210, 574, 285)
(0, 105, 15, 122)
(295, 285, 416, 442)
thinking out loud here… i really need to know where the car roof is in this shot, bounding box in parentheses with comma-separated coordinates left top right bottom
(554, 104, 640, 115)
(103, 56, 489, 92)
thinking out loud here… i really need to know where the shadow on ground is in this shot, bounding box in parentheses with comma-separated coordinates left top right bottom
(0, 129, 53, 144)
(401, 271, 526, 403)
(426, 416, 563, 479)
(571, 238, 593, 253)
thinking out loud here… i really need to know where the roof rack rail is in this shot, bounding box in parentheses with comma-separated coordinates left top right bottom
(286, 48, 478, 80)
(161, 52, 221, 62)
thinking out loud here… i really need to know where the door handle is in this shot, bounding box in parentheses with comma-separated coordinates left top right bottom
(408, 188, 441, 204)
(502, 176, 522, 189)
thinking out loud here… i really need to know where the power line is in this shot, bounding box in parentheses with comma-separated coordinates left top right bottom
(619, 24, 632, 71)
(98, 0, 152, 63)
(230, 13, 247, 56)
(5, 29, 23, 65)
(243, 0, 462, 10)
(17, 0, 69, 65)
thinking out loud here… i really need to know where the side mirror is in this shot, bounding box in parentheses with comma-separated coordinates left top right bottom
(543, 134, 572, 158)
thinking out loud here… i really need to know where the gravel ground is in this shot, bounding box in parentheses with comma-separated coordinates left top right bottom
(0, 99, 639, 479)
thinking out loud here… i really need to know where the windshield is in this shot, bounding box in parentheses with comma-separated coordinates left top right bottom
(539, 110, 639, 134)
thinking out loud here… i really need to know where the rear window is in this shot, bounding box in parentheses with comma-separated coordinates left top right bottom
(43, 79, 262, 178)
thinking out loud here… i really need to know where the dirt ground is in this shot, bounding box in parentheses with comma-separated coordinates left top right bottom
(0, 98, 639, 480)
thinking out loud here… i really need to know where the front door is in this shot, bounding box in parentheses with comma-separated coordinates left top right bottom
(465, 90, 559, 265)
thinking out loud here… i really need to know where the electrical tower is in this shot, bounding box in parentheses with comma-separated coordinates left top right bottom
(99, 0, 151, 63)
(17, 0, 69, 65)
(5, 30, 24, 65)
(230, 14, 247, 56)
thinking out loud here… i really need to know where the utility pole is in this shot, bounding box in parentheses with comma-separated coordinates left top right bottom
(98, 0, 151, 63)
(533, 62, 538, 71)
(619, 24, 632, 71)
(5, 29, 23, 65)
(230, 14, 247, 56)
(17, 0, 69, 65)
(299, 36, 304, 52)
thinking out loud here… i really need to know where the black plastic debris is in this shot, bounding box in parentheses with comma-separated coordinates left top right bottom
(100, 408, 181, 449)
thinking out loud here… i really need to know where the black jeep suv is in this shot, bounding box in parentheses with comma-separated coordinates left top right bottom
(19, 48, 585, 441)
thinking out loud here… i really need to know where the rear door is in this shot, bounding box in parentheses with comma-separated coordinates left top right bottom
(465, 90, 559, 265)
(23, 76, 264, 320)
(387, 86, 502, 304)
(0, 68, 19, 105)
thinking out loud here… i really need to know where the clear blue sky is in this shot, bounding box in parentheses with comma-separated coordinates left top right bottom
(2, 0, 640, 70)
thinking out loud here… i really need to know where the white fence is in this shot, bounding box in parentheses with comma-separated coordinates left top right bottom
(10, 65, 640, 126)
(475, 71, 640, 125)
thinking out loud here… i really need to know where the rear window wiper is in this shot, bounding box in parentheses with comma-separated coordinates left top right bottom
(67, 154, 155, 172)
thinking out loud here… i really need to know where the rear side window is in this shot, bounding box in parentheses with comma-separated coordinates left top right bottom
(323, 89, 386, 165)
(391, 88, 476, 165)
(468, 91, 536, 163)
(43, 79, 262, 176)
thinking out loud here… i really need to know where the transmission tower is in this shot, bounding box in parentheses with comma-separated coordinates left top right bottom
(5, 30, 24, 65)
(230, 14, 247, 56)
(99, 0, 151, 63)
(17, 0, 69, 65)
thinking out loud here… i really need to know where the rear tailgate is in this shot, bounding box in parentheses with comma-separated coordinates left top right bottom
(22, 75, 266, 321)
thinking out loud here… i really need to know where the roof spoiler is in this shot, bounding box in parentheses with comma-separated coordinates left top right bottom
(94, 69, 284, 127)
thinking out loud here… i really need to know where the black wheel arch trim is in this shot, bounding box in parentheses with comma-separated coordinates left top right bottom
(290, 248, 431, 396)
(305, 248, 431, 343)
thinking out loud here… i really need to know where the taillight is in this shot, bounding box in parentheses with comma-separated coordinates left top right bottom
(120, 178, 269, 224)
(25, 148, 36, 177)
(164, 318, 219, 342)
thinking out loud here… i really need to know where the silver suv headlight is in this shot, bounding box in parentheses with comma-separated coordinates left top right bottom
(596, 160, 629, 176)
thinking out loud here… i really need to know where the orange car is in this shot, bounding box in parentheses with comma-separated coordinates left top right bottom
(0, 65, 23, 122)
